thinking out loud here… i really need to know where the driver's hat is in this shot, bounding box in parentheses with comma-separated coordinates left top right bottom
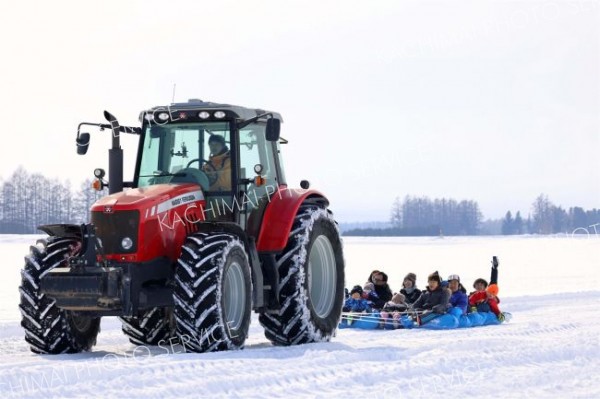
(208, 135, 225, 145)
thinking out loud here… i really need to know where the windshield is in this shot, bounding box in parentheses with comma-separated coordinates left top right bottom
(137, 122, 231, 192)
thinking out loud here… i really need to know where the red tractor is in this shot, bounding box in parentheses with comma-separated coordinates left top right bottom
(19, 100, 345, 353)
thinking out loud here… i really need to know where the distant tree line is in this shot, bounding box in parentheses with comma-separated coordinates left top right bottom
(0, 167, 106, 234)
(344, 193, 598, 237)
(501, 194, 599, 235)
(1, 168, 597, 237)
(345, 195, 483, 236)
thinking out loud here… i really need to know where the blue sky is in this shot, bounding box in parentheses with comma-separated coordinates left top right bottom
(0, 0, 598, 222)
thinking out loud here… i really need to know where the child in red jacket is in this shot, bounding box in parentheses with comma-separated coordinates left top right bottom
(469, 283, 503, 320)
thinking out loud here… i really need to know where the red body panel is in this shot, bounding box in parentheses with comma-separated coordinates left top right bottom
(91, 184, 206, 263)
(256, 186, 327, 253)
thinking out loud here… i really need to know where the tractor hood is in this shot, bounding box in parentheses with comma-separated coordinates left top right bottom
(89, 183, 206, 262)
(91, 184, 205, 215)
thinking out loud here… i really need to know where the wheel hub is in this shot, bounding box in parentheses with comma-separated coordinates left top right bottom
(223, 261, 246, 331)
(308, 235, 337, 318)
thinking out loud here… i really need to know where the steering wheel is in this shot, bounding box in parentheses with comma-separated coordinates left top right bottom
(186, 158, 218, 186)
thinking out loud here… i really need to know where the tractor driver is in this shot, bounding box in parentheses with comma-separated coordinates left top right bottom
(203, 134, 231, 191)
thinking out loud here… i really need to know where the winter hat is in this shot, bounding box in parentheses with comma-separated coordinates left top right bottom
(447, 274, 460, 282)
(427, 271, 441, 283)
(486, 284, 499, 297)
(350, 285, 363, 296)
(473, 278, 489, 289)
(363, 282, 375, 292)
(391, 293, 406, 304)
(404, 273, 417, 285)
(208, 135, 226, 145)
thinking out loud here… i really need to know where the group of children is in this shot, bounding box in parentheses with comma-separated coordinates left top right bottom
(343, 257, 504, 328)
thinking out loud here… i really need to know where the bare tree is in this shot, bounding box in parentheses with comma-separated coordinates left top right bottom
(531, 194, 553, 234)
(390, 196, 402, 227)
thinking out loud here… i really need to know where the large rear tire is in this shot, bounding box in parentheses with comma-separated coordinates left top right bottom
(119, 307, 175, 346)
(174, 233, 252, 352)
(259, 207, 345, 345)
(19, 237, 101, 354)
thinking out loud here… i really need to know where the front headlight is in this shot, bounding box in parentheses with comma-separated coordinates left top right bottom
(121, 237, 133, 250)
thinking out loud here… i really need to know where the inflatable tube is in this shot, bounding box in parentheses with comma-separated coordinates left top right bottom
(467, 312, 486, 327)
(382, 317, 399, 330)
(338, 311, 510, 330)
(400, 314, 416, 329)
(458, 315, 472, 328)
(353, 313, 382, 329)
(339, 312, 381, 330)
(481, 312, 501, 325)
(448, 307, 463, 318)
(420, 313, 459, 330)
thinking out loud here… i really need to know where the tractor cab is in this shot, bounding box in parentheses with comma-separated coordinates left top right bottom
(134, 101, 284, 229)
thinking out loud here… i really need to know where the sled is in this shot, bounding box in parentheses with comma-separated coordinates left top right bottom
(338, 310, 512, 330)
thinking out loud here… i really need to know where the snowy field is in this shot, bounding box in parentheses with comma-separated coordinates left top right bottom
(1, 234, 599, 398)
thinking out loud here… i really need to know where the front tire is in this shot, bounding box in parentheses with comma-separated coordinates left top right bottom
(259, 206, 345, 345)
(119, 307, 175, 346)
(174, 233, 252, 353)
(19, 237, 101, 354)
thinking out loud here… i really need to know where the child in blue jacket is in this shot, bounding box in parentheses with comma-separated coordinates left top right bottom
(343, 285, 372, 313)
(447, 274, 468, 315)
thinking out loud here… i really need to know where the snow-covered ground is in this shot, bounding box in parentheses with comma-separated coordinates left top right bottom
(1, 234, 599, 398)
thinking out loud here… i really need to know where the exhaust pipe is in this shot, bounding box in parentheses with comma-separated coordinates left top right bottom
(104, 111, 123, 194)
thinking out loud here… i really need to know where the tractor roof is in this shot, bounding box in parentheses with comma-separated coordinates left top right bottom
(144, 99, 283, 122)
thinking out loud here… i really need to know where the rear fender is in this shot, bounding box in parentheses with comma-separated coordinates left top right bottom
(256, 186, 329, 253)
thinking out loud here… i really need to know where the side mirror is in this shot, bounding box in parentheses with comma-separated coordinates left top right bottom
(266, 118, 280, 141)
(76, 133, 90, 155)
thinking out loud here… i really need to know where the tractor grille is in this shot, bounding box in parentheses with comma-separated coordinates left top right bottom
(91, 210, 139, 254)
